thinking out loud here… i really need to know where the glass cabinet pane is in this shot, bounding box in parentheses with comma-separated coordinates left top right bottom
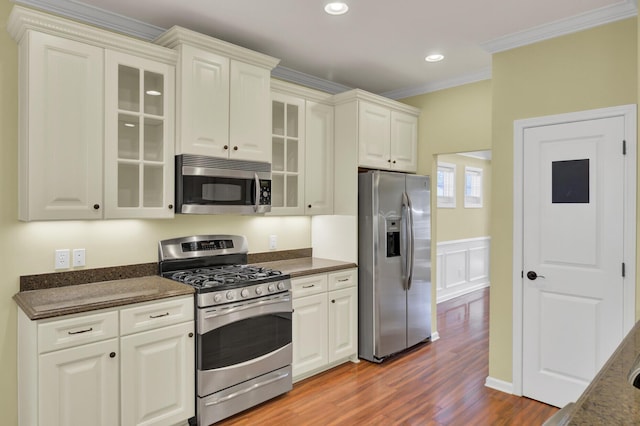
(272, 174, 284, 207)
(144, 71, 164, 116)
(286, 104, 298, 137)
(286, 176, 298, 207)
(272, 101, 284, 136)
(272, 137, 285, 171)
(287, 140, 298, 172)
(118, 114, 140, 160)
(144, 118, 164, 161)
(118, 163, 140, 207)
(118, 65, 139, 112)
(143, 165, 164, 207)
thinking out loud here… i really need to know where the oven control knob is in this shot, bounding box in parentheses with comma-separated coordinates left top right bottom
(226, 291, 234, 300)
(255, 287, 263, 295)
(213, 293, 223, 303)
(277, 281, 285, 291)
(268, 284, 275, 292)
(240, 289, 249, 298)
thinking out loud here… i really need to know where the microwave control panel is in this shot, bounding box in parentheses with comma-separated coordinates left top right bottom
(260, 180, 271, 205)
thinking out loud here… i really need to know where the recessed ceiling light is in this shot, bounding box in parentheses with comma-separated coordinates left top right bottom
(145, 90, 162, 96)
(425, 54, 444, 62)
(325, 2, 349, 15)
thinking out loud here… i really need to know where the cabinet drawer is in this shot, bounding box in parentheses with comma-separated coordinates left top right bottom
(38, 310, 118, 354)
(120, 296, 194, 336)
(291, 274, 327, 298)
(328, 268, 357, 291)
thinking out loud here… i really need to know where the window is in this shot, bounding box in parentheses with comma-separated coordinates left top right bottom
(464, 166, 483, 208)
(437, 162, 456, 208)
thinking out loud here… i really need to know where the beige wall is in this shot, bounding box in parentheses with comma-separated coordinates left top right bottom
(0, 1, 312, 423)
(401, 81, 493, 333)
(403, 80, 493, 176)
(489, 17, 637, 383)
(436, 153, 491, 242)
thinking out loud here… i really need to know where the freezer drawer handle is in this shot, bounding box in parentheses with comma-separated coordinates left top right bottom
(204, 371, 290, 406)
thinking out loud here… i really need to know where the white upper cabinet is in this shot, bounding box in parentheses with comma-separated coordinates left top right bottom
(334, 89, 420, 174)
(305, 101, 334, 215)
(390, 110, 418, 172)
(156, 27, 279, 162)
(8, 6, 177, 221)
(176, 45, 230, 157)
(17, 31, 104, 221)
(270, 80, 334, 216)
(104, 50, 175, 219)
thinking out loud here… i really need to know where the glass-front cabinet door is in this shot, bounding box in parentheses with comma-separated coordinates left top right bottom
(270, 92, 305, 215)
(104, 50, 175, 219)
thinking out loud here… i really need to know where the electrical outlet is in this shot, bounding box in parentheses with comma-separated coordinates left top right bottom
(269, 235, 277, 250)
(55, 249, 70, 269)
(73, 248, 86, 267)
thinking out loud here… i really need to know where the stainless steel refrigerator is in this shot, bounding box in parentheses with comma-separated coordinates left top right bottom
(358, 170, 431, 363)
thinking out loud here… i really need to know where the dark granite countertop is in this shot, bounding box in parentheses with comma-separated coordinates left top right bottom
(14, 276, 194, 320)
(255, 257, 357, 278)
(563, 320, 640, 425)
(14, 255, 356, 321)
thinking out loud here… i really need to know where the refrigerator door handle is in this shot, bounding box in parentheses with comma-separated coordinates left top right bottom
(401, 192, 412, 290)
(406, 192, 415, 290)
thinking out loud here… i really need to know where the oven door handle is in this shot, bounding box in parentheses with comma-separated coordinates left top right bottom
(204, 370, 291, 407)
(199, 294, 292, 334)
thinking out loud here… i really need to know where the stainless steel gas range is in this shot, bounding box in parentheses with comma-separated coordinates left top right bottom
(159, 235, 292, 425)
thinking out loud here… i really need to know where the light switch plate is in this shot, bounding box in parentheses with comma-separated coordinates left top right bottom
(269, 235, 277, 250)
(73, 248, 86, 267)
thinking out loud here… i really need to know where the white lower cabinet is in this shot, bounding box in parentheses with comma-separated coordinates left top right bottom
(291, 268, 357, 381)
(18, 296, 194, 426)
(39, 338, 119, 426)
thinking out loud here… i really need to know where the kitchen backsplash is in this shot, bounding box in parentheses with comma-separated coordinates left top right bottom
(20, 248, 313, 292)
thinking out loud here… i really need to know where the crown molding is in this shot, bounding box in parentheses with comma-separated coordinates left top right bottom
(13, 0, 165, 40)
(270, 78, 334, 103)
(382, 67, 492, 100)
(8, 5, 176, 64)
(271, 66, 352, 95)
(155, 26, 280, 70)
(481, 0, 638, 54)
(332, 89, 421, 115)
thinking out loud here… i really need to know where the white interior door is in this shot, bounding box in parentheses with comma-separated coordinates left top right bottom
(521, 115, 628, 408)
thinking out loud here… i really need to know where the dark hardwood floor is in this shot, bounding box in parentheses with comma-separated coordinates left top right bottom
(218, 288, 559, 425)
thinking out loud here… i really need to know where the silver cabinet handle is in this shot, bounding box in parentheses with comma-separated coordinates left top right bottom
(68, 327, 93, 335)
(149, 312, 169, 319)
(337, 278, 349, 282)
(302, 284, 315, 288)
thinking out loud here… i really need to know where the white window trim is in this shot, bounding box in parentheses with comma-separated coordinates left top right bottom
(437, 162, 456, 208)
(464, 166, 483, 208)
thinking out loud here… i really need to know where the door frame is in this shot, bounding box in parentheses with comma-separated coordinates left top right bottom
(511, 104, 637, 396)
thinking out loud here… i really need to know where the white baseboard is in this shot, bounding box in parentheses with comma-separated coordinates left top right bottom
(485, 376, 514, 394)
(431, 331, 440, 342)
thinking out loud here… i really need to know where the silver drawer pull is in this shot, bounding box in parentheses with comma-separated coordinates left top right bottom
(302, 284, 315, 288)
(68, 327, 93, 335)
(149, 312, 170, 319)
(337, 278, 349, 282)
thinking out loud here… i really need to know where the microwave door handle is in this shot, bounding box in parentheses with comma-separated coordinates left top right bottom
(254, 173, 260, 212)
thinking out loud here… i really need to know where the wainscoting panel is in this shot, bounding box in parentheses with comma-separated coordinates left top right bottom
(436, 237, 490, 303)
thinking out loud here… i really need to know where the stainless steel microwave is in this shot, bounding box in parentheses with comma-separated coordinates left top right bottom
(175, 154, 271, 214)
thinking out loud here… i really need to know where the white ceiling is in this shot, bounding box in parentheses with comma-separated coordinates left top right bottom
(17, 0, 637, 98)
